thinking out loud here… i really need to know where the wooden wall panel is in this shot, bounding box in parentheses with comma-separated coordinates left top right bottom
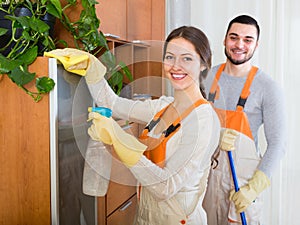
(0, 57, 50, 225)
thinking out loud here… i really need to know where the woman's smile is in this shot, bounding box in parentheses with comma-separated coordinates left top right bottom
(171, 72, 187, 80)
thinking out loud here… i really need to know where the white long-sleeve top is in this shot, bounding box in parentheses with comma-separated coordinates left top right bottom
(88, 79, 220, 221)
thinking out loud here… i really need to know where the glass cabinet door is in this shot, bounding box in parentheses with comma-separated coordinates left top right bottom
(52, 65, 96, 225)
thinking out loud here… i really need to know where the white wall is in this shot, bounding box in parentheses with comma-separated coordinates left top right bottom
(165, 0, 300, 224)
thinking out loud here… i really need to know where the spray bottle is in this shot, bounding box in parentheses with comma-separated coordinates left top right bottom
(84, 106, 112, 196)
(88, 106, 112, 118)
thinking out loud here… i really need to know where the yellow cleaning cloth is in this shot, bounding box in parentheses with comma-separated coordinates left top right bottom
(44, 48, 107, 83)
(44, 51, 89, 76)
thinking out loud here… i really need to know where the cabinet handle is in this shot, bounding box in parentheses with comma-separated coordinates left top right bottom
(119, 200, 132, 211)
(121, 124, 132, 130)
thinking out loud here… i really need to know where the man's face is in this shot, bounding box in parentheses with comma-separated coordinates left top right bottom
(224, 23, 258, 65)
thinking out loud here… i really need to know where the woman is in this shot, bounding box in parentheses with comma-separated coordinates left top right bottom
(46, 26, 220, 225)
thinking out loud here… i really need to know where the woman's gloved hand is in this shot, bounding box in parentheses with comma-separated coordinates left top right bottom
(229, 170, 271, 212)
(44, 48, 107, 84)
(219, 128, 239, 151)
(87, 112, 147, 167)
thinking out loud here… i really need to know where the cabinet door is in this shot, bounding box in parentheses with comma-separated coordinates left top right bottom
(96, 0, 165, 41)
(96, 0, 127, 40)
(151, 0, 166, 40)
(107, 194, 137, 225)
(127, 0, 152, 41)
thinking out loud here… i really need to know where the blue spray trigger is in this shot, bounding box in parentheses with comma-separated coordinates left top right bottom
(88, 107, 112, 118)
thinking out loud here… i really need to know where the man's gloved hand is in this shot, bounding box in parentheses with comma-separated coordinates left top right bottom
(44, 48, 106, 84)
(219, 128, 239, 151)
(87, 112, 147, 167)
(229, 170, 271, 212)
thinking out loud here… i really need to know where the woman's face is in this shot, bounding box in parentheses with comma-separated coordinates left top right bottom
(163, 37, 203, 90)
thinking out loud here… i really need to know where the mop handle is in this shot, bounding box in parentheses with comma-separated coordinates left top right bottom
(228, 151, 247, 225)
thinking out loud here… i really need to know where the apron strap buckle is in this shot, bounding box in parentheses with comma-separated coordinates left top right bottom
(145, 118, 161, 131)
(237, 97, 247, 108)
(208, 92, 216, 103)
(164, 123, 181, 137)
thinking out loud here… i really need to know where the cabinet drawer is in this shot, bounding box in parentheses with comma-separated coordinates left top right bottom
(106, 180, 136, 216)
(107, 194, 137, 225)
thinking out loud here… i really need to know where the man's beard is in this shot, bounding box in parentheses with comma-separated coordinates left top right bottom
(224, 48, 254, 65)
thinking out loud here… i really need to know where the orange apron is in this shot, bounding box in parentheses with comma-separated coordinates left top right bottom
(208, 63, 257, 140)
(136, 99, 209, 225)
(203, 64, 263, 224)
(139, 98, 208, 167)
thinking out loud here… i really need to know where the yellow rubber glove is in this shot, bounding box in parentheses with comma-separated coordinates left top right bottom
(87, 112, 147, 167)
(219, 128, 239, 151)
(229, 170, 271, 212)
(44, 48, 106, 84)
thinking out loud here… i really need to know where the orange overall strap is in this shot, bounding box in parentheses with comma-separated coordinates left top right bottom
(230, 66, 258, 139)
(172, 99, 208, 127)
(208, 63, 225, 102)
(140, 104, 171, 138)
(236, 66, 258, 111)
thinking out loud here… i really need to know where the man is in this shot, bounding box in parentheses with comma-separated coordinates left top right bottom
(203, 15, 287, 224)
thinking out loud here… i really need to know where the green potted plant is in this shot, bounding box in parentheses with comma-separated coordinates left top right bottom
(0, 0, 58, 102)
(0, 0, 132, 102)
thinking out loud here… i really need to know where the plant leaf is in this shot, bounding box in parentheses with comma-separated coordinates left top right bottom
(9, 66, 35, 85)
(16, 46, 38, 65)
(12, 16, 31, 30)
(47, 0, 63, 18)
(0, 54, 23, 74)
(118, 61, 133, 81)
(98, 31, 109, 49)
(100, 50, 116, 69)
(108, 70, 123, 88)
(22, 30, 34, 41)
(30, 17, 50, 33)
(36, 77, 55, 93)
(0, 28, 8, 36)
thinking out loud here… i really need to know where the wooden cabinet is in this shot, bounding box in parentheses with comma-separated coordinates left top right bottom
(96, 0, 165, 41)
(0, 57, 51, 225)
